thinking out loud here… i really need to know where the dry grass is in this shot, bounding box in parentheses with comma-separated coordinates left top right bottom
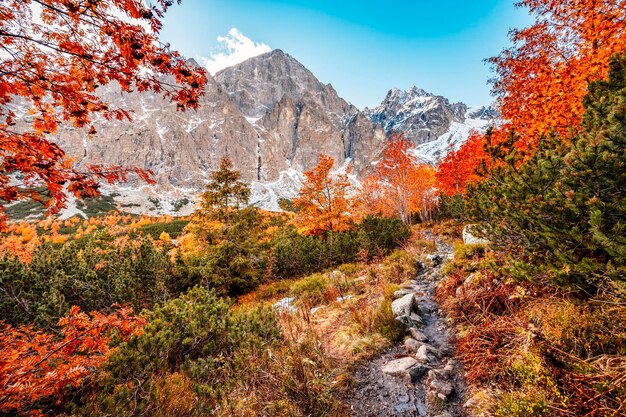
(233, 236, 422, 398)
(436, 239, 626, 417)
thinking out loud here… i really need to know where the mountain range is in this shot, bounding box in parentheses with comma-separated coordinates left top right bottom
(46, 49, 496, 215)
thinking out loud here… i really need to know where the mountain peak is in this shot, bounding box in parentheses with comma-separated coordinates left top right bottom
(384, 86, 433, 105)
(185, 58, 201, 68)
(215, 49, 326, 118)
(408, 86, 432, 97)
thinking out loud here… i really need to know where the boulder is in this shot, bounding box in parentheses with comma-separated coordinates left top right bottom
(429, 379, 454, 398)
(408, 364, 429, 382)
(382, 357, 418, 382)
(462, 224, 490, 245)
(415, 344, 439, 363)
(391, 293, 416, 318)
(404, 338, 422, 352)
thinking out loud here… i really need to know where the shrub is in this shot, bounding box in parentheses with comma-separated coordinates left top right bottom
(358, 215, 410, 258)
(271, 228, 362, 279)
(291, 273, 330, 307)
(96, 287, 281, 415)
(272, 216, 410, 280)
(137, 219, 189, 239)
(495, 391, 549, 417)
(0, 235, 172, 328)
(453, 243, 486, 261)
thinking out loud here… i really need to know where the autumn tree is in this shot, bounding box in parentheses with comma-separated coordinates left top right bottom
(362, 134, 438, 223)
(466, 52, 626, 291)
(489, 0, 626, 148)
(0, 306, 145, 416)
(293, 154, 357, 236)
(438, 0, 626, 195)
(436, 131, 490, 196)
(0, 0, 207, 227)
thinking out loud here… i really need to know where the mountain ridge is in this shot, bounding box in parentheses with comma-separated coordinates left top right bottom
(15, 49, 495, 216)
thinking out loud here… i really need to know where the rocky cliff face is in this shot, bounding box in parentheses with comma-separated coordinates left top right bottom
(366, 87, 496, 163)
(39, 50, 493, 214)
(217, 50, 385, 178)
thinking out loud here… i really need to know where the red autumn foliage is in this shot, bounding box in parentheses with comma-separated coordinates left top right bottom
(0, 305, 145, 416)
(437, 0, 626, 195)
(435, 132, 489, 196)
(362, 133, 438, 223)
(0, 0, 207, 227)
(490, 0, 626, 147)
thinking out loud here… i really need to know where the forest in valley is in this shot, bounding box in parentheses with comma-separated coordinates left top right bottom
(1, 0, 625, 416)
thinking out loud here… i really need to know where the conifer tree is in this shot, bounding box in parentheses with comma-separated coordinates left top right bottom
(199, 157, 251, 218)
(466, 52, 626, 292)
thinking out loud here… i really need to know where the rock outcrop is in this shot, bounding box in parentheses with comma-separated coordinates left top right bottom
(366, 87, 497, 163)
(42, 49, 388, 213)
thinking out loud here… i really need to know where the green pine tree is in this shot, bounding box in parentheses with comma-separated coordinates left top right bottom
(199, 157, 251, 218)
(466, 52, 626, 293)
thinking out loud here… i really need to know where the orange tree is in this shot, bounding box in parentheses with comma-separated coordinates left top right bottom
(362, 134, 438, 223)
(490, 0, 626, 148)
(436, 131, 490, 196)
(0, 0, 206, 226)
(438, 0, 626, 195)
(0, 306, 145, 416)
(293, 154, 357, 236)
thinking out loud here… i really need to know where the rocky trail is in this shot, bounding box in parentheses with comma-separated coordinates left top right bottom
(346, 235, 467, 417)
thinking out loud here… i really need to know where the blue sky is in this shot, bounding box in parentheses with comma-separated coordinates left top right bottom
(159, 0, 532, 109)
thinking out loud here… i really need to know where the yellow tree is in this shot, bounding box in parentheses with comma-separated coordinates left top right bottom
(293, 154, 357, 236)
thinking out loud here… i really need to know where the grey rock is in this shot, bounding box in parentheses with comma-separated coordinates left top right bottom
(395, 314, 413, 327)
(381, 357, 418, 381)
(404, 338, 422, 352)
(428, 367, 453, 380)
(462, 224, 490, 245)
(415, 344, 439, 363)
(408, 364, 429, 382)
(43, 50, 386, 214)
(397, 393, 410, 403)
(391, 293, 416, 318)
(409, 312, 423, 325)
(409, 328, 428, 342)
(429, 379, 454, 398)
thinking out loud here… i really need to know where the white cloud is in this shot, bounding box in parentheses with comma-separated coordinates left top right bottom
(201, 28, 272, 75)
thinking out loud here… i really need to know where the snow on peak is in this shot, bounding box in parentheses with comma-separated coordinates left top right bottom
(201, 28, 272, 75)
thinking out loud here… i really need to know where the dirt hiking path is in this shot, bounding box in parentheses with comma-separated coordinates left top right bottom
(346, 233, 467, 417)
